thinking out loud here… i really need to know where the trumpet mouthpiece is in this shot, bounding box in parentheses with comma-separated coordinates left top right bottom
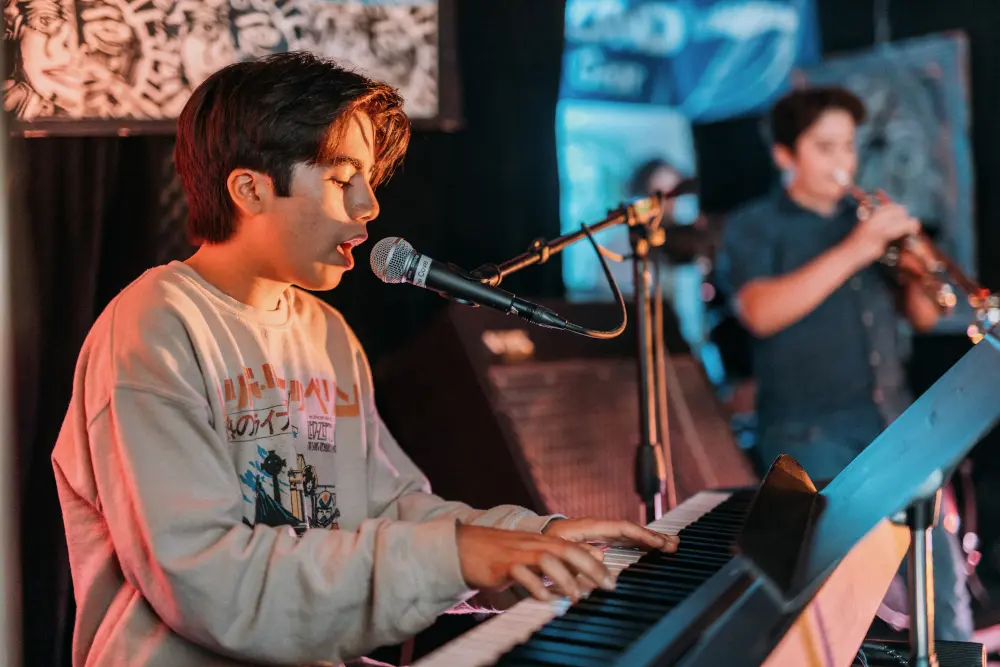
(832, 170, 850, 187)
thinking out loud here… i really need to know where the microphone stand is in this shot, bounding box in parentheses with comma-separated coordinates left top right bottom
(630, 219, 675, 522)
(470, 191, 683, 522)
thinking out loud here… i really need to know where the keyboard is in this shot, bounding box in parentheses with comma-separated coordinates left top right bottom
(413, 488, 755, 667)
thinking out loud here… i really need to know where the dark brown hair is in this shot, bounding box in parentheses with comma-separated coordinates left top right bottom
(174, 51, 411, 244)
(770, 86, 866, 151)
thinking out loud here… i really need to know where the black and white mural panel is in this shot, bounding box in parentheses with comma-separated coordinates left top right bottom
(4, 0, 443, 129)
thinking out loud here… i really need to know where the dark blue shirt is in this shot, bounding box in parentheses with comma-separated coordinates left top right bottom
(719, 188, 913, 449)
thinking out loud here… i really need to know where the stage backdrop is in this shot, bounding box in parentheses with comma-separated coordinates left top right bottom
(794, 32, 976, 335)
(4, 0, 460, 134)
(557, 0, 820, 362)
(560, 0, 820, 122)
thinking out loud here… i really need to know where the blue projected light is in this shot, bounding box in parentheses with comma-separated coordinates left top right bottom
(556, 100, 696, 299)
(560, 0, 821, 122)
(557, 0, 819, 371)
(558, 0, 820, 298)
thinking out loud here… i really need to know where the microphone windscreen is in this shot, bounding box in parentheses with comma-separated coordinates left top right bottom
(370, 236, 414, 284)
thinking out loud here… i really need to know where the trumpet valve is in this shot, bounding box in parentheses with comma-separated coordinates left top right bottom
(881, 245, 901, 266)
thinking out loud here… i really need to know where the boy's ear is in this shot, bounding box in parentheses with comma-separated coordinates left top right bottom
(772, 144, 796, 173)
(226, 168, 275, 218)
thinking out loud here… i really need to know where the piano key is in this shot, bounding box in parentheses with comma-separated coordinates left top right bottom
(503, 637, 624, 659)
(422, 599, 572, 667)
(499, 492, 754, 663)
(494, 650, 612, 667)
(555, 612, 649, 637)
(412, 490, 746, 667)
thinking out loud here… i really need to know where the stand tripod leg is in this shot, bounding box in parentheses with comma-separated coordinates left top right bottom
(900, 490, 942, 667)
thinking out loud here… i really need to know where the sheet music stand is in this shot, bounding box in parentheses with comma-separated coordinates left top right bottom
(679, 329, 1000, 667)
(894, 488, 943, 667)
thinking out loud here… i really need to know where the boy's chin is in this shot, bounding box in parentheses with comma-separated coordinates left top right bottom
(296, 265, 347, 292)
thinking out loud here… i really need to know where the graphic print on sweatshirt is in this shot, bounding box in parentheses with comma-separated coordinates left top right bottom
(220, 361, 360, 534)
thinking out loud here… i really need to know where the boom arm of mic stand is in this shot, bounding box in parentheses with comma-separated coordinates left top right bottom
(469, 194, 667, 286)
(470, 192, 676, 521)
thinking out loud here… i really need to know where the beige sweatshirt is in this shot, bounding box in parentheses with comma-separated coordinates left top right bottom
(52, 261, 556, 667)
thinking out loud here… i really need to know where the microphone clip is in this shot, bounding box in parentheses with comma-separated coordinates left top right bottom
(470, 237, 556, 288)
(437, 263, 481, 307)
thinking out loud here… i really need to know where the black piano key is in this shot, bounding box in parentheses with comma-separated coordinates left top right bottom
(554, 611, 648, 633)
(620, 566, 722, 583)
(627, 555, 729, 571)
(643, 549, 714, 562)
(612, 570, 704, 588)
(552, 618, 648, 641)
(544, 616, 647, 641)
(677, 528, 739, 542)
(494, 654, 599, 667)
(620, 562, 724, 579)
(664, 537, 731, 550)
(542, 616, 639, 637)
(651, 543, 729, 557)
(614, 573, 706, 592)
(610, 581, 702, 601)
(618, 566, 721, 584)
(572, 599, 668, 621)
(659, 548, 729, 561)
(492, 490, 758, 666)
(670, 534, 735, 548)
(610, 577, 709, 598)
(584, 595, 678, 613)
(494, 654, 609, 667)
(593, 585, 688, 606)
(568, 600, 665, 623)
(576, 594, 672, 614)
(680, 521, 742, 534)
(532, 623, 635, 650)
(670, 533, 738, 548)
(498, 640, 621, 666)
(680, 517, 746, 530)
(670, 540, 733, 552)
(683, 517, 745, 527)
(631, 553, 729, 569)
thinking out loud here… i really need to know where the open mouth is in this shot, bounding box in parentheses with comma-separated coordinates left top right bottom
(336, 235, 368, 266)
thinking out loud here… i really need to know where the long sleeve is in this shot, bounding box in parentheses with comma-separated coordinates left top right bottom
(364, 418, 562, 615)
(53, 282, 480, 666)
(84, 385, 472, 665)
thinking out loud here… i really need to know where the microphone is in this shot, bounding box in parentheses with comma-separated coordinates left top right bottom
(370, 237, 573, 330)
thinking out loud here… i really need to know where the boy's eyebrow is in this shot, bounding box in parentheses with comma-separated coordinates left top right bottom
(329, 155, 364, 171)
(328, 154, 377, 181)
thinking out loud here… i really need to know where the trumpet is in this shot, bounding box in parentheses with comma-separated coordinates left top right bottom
(833, 170, 1000, 342)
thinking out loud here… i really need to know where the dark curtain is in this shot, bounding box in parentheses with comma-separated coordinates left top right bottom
(12, 135, 193, 667)
(324, 0, 568, 361)
(12, 2, 567, 664)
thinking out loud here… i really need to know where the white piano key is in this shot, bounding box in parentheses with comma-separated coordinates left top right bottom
(421, 598, 572, 667)
(412, 490, 731, 667)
